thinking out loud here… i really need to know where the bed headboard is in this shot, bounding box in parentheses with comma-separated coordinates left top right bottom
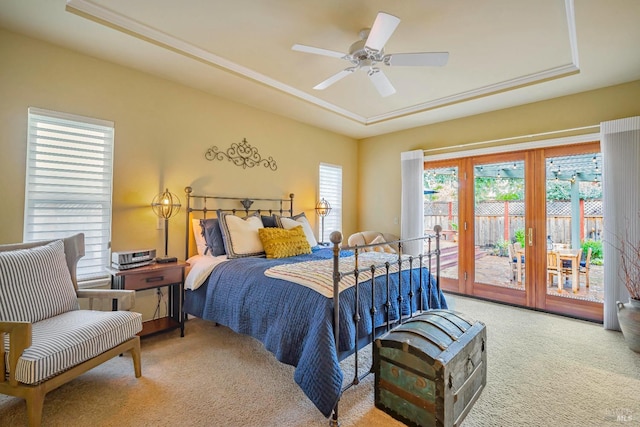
(184, 186, 294, 259)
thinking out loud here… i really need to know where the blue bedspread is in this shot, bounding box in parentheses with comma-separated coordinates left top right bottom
(183, 248, 447, 417)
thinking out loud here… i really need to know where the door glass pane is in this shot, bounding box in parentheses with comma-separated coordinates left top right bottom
(424, 167, 458, 282)
(545, 153, 603, 302)
(474, 160, 525, 290)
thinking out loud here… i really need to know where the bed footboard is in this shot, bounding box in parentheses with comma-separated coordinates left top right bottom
(328, 225, 443, 426)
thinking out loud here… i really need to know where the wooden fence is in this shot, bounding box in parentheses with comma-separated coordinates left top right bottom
(425, 200, 603, 248)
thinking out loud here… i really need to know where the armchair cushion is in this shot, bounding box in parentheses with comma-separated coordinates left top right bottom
(10, 310, 142, 385)
(348, 231, 400, 253)
(0, 240, 78, 323)
(0, 233, 143, 427)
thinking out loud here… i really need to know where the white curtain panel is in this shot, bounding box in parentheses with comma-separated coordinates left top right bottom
(601, 116, 640, 330)
(400, 150, 425, 256)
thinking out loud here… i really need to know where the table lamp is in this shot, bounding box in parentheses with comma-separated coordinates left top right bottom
(151, 188, 181, 263)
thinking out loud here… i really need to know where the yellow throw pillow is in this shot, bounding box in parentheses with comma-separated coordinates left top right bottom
(258, 225, 312, 259)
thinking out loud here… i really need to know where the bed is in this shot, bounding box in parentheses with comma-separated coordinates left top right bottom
(181, 187, 446, 425)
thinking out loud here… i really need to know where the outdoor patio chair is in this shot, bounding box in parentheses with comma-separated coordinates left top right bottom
(508, 243, 524, 283)
(547, 251, 563, 291)
(580, 247, 593, 287)
(0, 233, 143, 427)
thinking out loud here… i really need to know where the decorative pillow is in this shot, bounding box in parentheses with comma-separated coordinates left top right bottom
(192, 218, 207, 256)
(200, 218, 226, 256)
(0, 240, 79, 323)
(272, 212, 306, 225)
(217, 211, 265, 259)
(258, 226, 312, 259)
(274, 213, 318, 248)
(261, 215, 278, 228)
(369, 235, 396, 254)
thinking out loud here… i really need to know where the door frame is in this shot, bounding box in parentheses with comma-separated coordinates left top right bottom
(534, 141, 603, 321)
(425, 139, 603, 322)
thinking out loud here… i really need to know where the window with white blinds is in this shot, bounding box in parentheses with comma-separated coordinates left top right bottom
(24, 107, 114, 284)
(319, 163, 342, 242)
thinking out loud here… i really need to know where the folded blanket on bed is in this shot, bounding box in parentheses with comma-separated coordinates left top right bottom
(265, 252, 422, 298)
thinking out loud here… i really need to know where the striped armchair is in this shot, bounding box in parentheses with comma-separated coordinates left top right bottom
(0, 233, 143, 427)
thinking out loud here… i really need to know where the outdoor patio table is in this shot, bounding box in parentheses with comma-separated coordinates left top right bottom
(516, 248, 582, 292)
(553, 249, 581, 292)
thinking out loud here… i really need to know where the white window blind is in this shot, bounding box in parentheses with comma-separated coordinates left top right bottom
(25, 107, 114, 283)
(319, 163, 342, 242)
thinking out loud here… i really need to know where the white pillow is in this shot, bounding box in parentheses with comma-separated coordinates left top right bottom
(279, 216, 318, 248)
(370, 235, 396, 254)
(184, 255, 227, 290)
(192, 218, 207, 256)
(218, 212, 265, 258)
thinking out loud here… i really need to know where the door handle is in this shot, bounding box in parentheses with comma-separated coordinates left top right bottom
(528, 228, 533, 246)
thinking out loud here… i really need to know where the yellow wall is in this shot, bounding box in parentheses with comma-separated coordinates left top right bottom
(0, 29, 359, 318)
(0, 28, 358, 253)
(3, 27, 640, 318)
(357, 80, 640, 234)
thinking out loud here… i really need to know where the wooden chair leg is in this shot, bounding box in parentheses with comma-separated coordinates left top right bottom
(26, 388, 45, 427)
(131, 337, 142, 378)
(586, 270, 590, 287)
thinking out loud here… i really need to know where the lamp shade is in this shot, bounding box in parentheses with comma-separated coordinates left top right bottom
(315, 198, 331, 217)
(151, 188, 181, 219)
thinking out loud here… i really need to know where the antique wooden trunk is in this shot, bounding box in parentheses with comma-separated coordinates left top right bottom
(374, 310, 486, 427)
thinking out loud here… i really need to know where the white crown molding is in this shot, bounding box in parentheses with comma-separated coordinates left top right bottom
(366, 63, 580, 125)
(66, 0, 580, 127)
(423, 130, 600, 162)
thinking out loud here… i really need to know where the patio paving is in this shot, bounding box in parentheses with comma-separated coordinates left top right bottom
(438, 249, 604, 304)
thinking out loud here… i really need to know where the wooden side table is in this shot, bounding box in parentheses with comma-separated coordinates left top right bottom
(107, 261, 187, 337)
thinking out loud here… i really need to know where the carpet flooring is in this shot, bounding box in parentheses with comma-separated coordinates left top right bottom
(1, 294, 639, 426)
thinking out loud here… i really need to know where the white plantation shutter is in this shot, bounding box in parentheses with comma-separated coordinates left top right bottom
(319, 163, 342, 242)
(24, 107, 114, 283)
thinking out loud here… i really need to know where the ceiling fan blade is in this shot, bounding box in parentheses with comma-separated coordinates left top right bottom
(313, 68, 354, 90)
(385, 52, 449, 67)
(292, 44, 347, 59)
(368, 68, 396, 97)
(365, 12, 401, 52)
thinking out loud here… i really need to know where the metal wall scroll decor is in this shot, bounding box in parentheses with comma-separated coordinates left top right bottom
(205, 138, 277, 171)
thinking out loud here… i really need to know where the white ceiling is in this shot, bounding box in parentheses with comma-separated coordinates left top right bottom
(1, 0, 639, 139)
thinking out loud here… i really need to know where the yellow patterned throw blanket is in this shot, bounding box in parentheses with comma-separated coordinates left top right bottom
(264, 252, 421, 298)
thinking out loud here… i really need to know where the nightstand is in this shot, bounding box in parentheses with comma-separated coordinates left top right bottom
(107, 261, 187, 337)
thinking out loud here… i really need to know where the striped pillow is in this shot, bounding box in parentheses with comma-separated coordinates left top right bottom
(217, 211, 265, 259)
(0, 240, 79, 323)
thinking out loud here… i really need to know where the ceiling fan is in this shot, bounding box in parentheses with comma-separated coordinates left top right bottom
(292, 12, 449, 97)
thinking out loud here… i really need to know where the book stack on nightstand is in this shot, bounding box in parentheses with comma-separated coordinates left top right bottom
(107, 261, 187, 337)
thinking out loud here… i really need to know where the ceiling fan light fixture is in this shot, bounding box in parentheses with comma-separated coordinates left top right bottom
(292, 11, 448, 96)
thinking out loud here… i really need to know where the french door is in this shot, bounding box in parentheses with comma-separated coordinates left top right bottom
(425, 142, 603, 322)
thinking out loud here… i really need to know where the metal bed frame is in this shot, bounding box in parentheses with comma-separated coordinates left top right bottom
(183, 187, 442, 426)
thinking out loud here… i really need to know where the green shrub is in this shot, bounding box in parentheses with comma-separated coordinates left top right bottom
(514, 229, 525, 248)
(582, 239, 603, 261)
(494, 240, 509, 257)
